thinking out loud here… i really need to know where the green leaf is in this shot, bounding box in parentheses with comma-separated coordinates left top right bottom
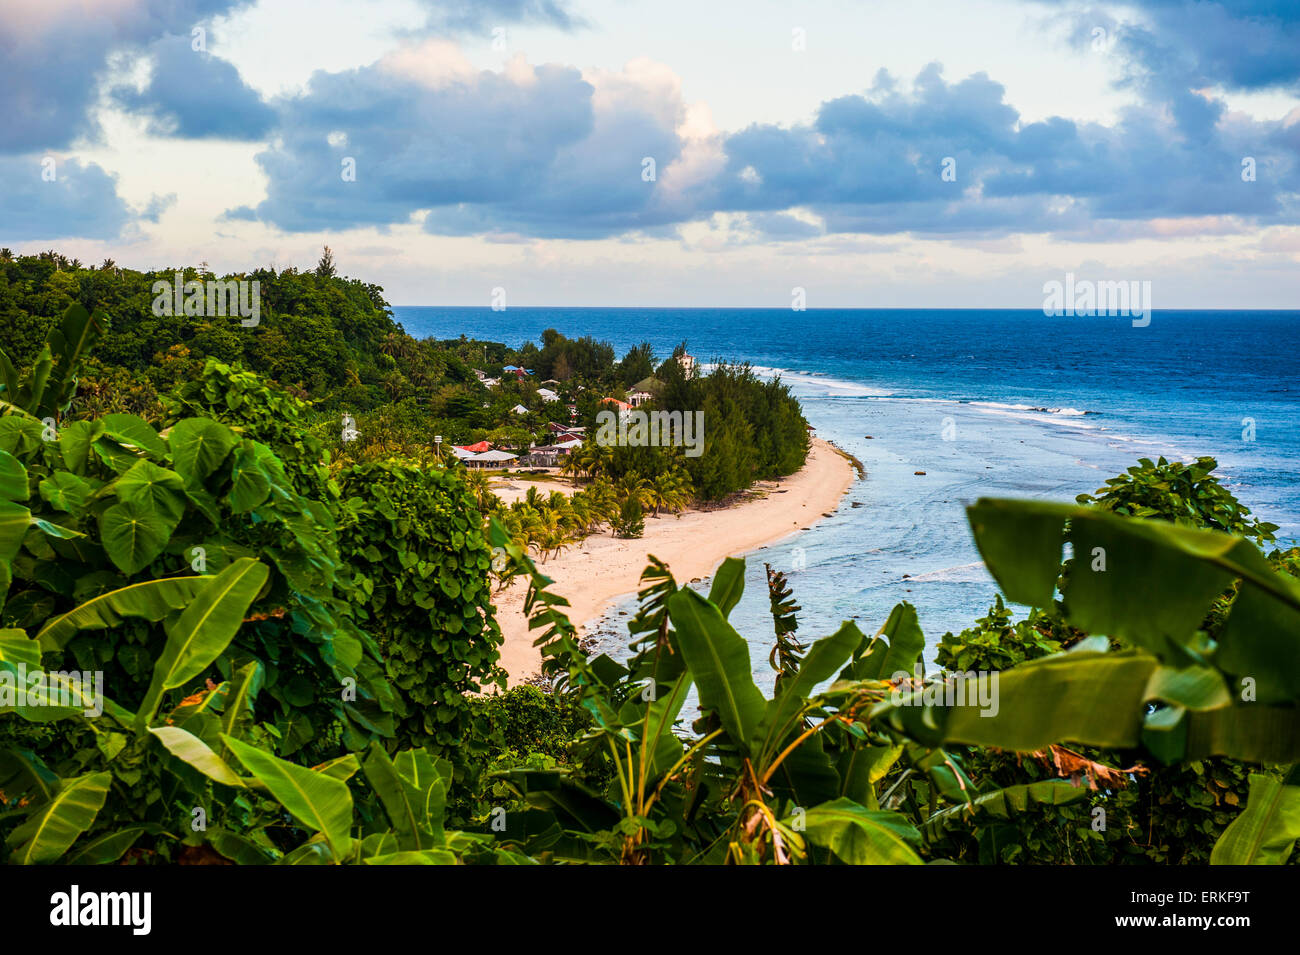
(796, 799, 922, 864)
(707, 557, 746, 619)
(877, 651, 1158, 752)
(38, 303, 104, 419)
(362, 744, 447, 850)
(38, 471, 95, 514)
(922, 780, 1089, 841)
(228, 440, 289, 513)
(138, 558, 268, 725)
(220, 660, 265, 740)
(58, 420, 102, 474)
(37, 576, 209, 650)
(0, 628, 41, 666)
(363, 849, 457, 865)
(114, 459, 186, 520)
(1211, 773, 1300, 865)
(0, 500, 31, 564)
(969, 499, 1300, 670)
(167, 418, 237, 486)
(65, 827, 154, 865)
(0, 449, 28, 502)
(98, 498, 176, 574)
(100, 413, 167, 459)
(668, 587, 766, 752)
(5, 771, 112, 864)
(755, 620, 863, 760)
(966, 499, 1068, 606)
(148, 726, 245, 788)
(222, 735, 354, 860)
(844, 602, 925, 680)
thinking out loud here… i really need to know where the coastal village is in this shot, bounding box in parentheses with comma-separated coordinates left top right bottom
(449, 355, 693, 469)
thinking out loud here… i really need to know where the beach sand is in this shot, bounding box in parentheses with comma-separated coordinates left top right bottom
(492, 437, 856, 684)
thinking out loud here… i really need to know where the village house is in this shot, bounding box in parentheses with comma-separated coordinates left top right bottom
(628, 375, 662, 408)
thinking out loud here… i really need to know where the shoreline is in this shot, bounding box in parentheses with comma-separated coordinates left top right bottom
(492, 437, 857, 685)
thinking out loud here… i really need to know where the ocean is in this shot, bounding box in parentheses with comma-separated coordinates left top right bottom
(393, 307, 1300, 686)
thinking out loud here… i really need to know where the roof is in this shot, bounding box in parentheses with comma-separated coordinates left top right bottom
(600, 397, 631, 410)
(632, 376, 663, 394)
(467, 449, 518, 462)
(511, 404, 529, 414)
(455, 440, 492, 453)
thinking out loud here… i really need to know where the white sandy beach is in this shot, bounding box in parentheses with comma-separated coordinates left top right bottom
(492, 437, 857, 684)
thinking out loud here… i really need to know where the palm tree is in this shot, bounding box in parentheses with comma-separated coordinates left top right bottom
(652, 467, 693, 516)
(616, 471, 654, 511)
(462, 468, 496, 512)
(560, 452, 583, 487)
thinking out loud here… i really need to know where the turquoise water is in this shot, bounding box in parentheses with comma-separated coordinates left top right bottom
(394, 307, 1300, 683)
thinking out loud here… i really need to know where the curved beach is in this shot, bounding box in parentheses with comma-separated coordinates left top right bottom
(492, 437, 857, 684)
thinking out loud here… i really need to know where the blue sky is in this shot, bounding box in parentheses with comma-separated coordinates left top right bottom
(3, 0, 1299, 306)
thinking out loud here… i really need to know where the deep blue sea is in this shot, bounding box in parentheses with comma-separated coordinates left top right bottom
(393, 307, 1300, 684)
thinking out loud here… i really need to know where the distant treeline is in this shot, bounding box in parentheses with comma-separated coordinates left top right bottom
(0, 248, 809, 501)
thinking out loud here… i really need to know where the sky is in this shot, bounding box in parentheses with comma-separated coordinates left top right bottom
(3, 0, 1299, 307)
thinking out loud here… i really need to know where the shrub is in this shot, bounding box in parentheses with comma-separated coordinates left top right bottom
(336, 460, 506, 781)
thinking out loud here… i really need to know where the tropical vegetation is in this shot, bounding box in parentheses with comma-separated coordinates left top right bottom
(0, 257, 1297, 865)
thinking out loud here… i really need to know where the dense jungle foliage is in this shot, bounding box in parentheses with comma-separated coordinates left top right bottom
(0, 257, 1297, 864)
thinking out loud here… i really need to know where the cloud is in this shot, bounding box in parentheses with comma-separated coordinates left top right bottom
(0, 0, 581, 155)
(0, 155, 132, 240)
(234, 47, 701, 238)
(112, 33, 275, 140)
(0, 0, 250, 153)
(710, 63, 1300, 239)
(411, 0, 584, 32)
(1066, 0, 1300, 93)
(138, 192, 178, 222)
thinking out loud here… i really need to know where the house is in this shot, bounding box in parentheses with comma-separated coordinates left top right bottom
(540, 379, 561, 387)
(536, 387, 559, 402)
(454, 440, 493, 454)
(502, 365, 534, 378)
(600, 397, 635, 423)
(510, 403, 529, 415)
(464, 449, 518, 469)
(628, 375, 662, 408)
(677, 354, 696, 379)
(547, 422, 585, 440)
(522, 443, 575, 467)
